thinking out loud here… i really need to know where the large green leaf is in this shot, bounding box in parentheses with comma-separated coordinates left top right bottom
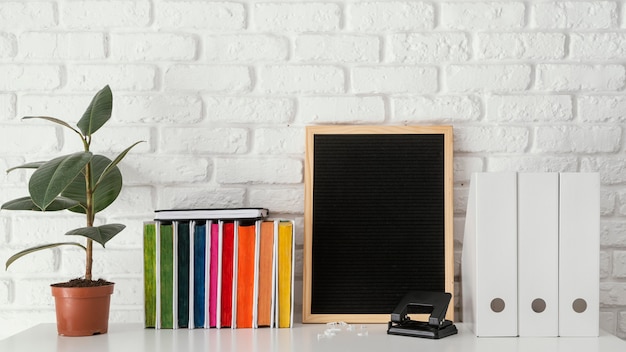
(1, 196, 80, 211)
(61, 154, 122, 214)
(28, 152, 93, 210)
(77, 85, 112, 137)
(96, 141, 143, 187)
(22, 116, 83, 137)
(6, 161, 45, 173)
(65, 224, 126, 247)
(5, 242, 86, 269)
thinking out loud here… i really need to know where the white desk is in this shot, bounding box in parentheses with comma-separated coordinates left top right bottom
(1, 323, 625, 352)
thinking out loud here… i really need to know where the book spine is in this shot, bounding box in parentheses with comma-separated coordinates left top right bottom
(193, 221, 207, 328)
(277, 221, 293, 328)
(159, 223, 174, 329)
(236, 222, 256, 328)
(177, 222, 190, 328)
(143, 222, 157, 328)
(209, 221, 220, 328)
(220, 222, 235, 327)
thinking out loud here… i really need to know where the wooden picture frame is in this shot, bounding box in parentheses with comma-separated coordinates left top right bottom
(303, 125, 454, 323)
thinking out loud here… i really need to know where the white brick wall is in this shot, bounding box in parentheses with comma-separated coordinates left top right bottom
(0, 0, 625, 340)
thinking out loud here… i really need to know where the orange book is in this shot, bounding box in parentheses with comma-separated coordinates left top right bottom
(256, 221, 275, 327)
(236, 222, 256, 328)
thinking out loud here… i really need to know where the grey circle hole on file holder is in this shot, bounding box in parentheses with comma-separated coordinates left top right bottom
(490, 298, 506, 313)
(572, 298, 587, 313)
(531, 298, 546, 313)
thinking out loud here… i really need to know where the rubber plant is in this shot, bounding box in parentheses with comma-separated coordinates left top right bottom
(2, 85, 142, 283)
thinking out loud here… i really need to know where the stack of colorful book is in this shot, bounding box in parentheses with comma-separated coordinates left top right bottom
(143, 208, 295, 329)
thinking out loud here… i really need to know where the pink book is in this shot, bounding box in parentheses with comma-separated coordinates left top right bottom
(209, 222, 219, 327)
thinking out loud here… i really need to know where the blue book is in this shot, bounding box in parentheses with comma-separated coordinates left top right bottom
(194, 222, 207, 328)
(177, 222, 190, 328)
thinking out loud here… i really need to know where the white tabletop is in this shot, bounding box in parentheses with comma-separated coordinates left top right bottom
(1, 323, 625, 352)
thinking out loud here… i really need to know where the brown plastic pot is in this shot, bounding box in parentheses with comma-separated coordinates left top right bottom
(50, 283, 114, 336)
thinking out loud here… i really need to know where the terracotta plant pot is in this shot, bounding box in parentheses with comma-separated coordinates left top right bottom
(50, 283, 114, 336)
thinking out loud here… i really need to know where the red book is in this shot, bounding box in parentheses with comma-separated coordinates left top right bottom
(220, 222, 235, 327)
(236, 222, 256, 328)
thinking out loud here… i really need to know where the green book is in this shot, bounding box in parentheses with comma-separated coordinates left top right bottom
(177, 222, 190, 328)
(160, 223, 174, 329)
(143, 222, 157, 328)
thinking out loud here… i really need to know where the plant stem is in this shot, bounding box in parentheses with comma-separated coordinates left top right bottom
(84, 153, 94, 281)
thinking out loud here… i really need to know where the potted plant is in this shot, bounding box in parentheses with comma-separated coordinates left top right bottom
(1, 85, 142, 336)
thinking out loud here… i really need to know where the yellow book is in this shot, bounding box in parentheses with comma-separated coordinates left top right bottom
(277, 221, 293, 328)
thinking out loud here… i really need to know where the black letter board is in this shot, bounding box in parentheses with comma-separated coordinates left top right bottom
(303, 125, 454, 323)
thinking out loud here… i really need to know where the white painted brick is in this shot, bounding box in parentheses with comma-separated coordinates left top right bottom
(296, 35, 380, 63)
(258, 65, 344, 94)
(582, 157, 626, 184)
(601, 220, 626, 247)
(601, 251, 611, 279)
(157, 1, 244, 30)
(601, 282, 626, 306)
(454, 126, 529, 153)
(1, 246, 57, 274)
(352, 66, 438, 94)
(0, 33, 16, 58)
(104, 215, 151, 248)
(0, 125, 58, 155)
(109, 277, 143, 306)
(67, 65, 157, 91)
(164, 65, 251, 92)
(116, 94, 203, 124)
(453, 157, 484, 184)
(216, 158, 302, 184)
(613, 251, 626, 278)
(61, 248, 141, 277)
(123, 155, 209, 185)
(603, 189, 617, 216)
(532, 1, 617, 29)
(254, 3, 341, 32)
(299, 96, 385, 124)
(62, 126, 151, 154)
(0, 94, 16, 121)
(254, 127, 305, 154)
(205, 97, 294, 124)
(535, 125, 621, 153)
(206, 35, 289, 62)
(0, 2, 56, 29)
(477, 32, 565, 60)
(0, 65, 61, 91)
(0, 217, 8, 245)
(446, 65, 531, 92)
(19, 32, 106, 60)
(486, 95, 573, 122)
(619, 312, 626, 338)
(14, 279, 58, 306)
(441, 2, 525, 30)
(389, 33, 469, 63)
(536, 64, 625, 92)
(617, 190, 626, 216)
(488, 156, 578, 172)
(0, 280, 10, 305)
(18, 94, 91, 121)
(99, 186, 153, 219)
(392, 95, 481, 123)
(62, 0, 151, 29)
(348, 2, 434, 32)
(579, 95, 626, 122)
(249, 188, 304, 214)
(0, 158, 25, 184)
(160, 127, 248, 154)
(11, 215, 86, 246)
(600, 311, 617, 335)
(110, 33, 197, 61)
(109, 308, 143, 322)
(571, 33, 626, 60)
(0, 310, 56, 340)
(159, 187, 245, 210)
